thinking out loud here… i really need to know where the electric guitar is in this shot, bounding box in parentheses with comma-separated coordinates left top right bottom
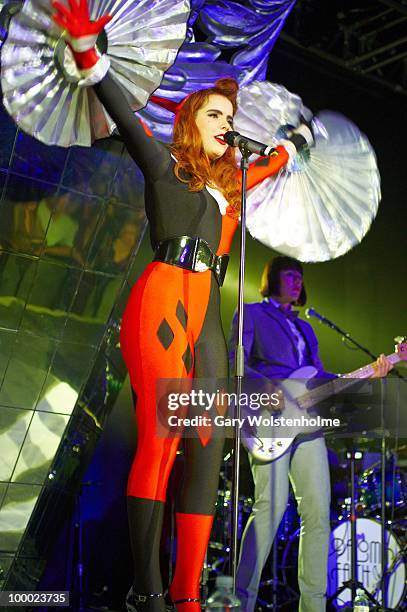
(242, 342, 407, 462)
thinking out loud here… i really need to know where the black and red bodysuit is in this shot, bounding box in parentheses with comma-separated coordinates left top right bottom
(93, 73, 289, 609)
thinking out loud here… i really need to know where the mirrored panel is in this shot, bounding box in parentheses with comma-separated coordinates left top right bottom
(10, 131, 68, 184)
(36, 342, 97, 415)
(0, 483, 8, 509)
(0, 332, 57, 409)
(62, 139, 123, 197)
(0, 407, 33, 481)
(0, 483, 42, 552)
(86, 202, 145, 275)
(0, 254, 37, 331)
(41, 191, 104, 270)
(12, 411, 70, 485)
(0, 175, 57, 257)
(0, 104, 17, 170)
(0, 169, 6, 196)
(62, 272, 122, 346)
(0, 328, 17, 385)
(100, 285, 131, 380)
(20, 261, 82, 339)
(35, 378, 78, 417)
(110, 149, 145, 207)
(0, 554, 14, 590)
(124, 228, 151, 287)
(79, 350, 112, 428)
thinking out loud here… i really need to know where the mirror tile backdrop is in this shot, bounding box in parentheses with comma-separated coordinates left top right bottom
(0, 98, 147, 591)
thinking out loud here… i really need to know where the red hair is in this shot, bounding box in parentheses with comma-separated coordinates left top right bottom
(170, 78, 241, 218)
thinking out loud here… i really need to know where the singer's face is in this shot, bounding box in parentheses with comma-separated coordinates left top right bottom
(278, 269, 303, 304)
(195, 94, 234, 160)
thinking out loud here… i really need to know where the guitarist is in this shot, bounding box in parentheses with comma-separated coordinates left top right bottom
(228, 256, 392, 612)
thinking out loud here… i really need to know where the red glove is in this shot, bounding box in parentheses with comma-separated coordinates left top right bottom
(52, 0, 112, 69)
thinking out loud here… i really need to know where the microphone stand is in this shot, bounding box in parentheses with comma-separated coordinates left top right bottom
(314, 313, 394, 610)
(230, 143, 252, 592)
(309, 311, 406, 380)
(307, 311, 377, 360)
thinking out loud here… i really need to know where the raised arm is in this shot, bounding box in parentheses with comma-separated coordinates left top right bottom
(52, 0, 169, 180)
(246, 145, 289, 190)
(93, 74, 169, 180)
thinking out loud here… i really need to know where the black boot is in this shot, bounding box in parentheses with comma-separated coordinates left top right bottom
(127, 497, 166, 611)
(126, 586, 166, 611)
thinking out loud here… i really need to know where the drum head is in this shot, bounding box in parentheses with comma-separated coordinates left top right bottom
(328, 518, 406, 608)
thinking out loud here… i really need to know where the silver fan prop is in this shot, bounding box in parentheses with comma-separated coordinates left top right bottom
(234, 81, 381, 262)
(1, 0, 190, 147)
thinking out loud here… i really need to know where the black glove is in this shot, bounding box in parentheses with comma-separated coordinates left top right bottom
(287, 116, 315, 152)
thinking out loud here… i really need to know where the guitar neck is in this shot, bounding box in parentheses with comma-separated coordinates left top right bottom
(341, 352, 400, 379)
(298, 352, 400, 411)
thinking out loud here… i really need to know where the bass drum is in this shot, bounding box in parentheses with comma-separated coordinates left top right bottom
(328, 518, 406, 609)
(281, 518, 406, 610)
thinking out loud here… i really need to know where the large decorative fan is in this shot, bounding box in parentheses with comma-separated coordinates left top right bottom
(1, 0, 190, 147)
(234, 81, 381, 262)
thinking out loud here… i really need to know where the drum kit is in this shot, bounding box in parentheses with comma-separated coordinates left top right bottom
(206, 442, 407, 611)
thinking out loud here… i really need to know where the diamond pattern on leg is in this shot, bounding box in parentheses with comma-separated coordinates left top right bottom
(176, 300, 188, 331)
(157, 318, 174, 350)
(182, 344, 193, 374)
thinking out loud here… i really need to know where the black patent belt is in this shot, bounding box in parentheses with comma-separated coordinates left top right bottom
(153, 236, 229, 287)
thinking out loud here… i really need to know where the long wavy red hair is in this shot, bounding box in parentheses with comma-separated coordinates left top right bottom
(171, 78, 241, 217)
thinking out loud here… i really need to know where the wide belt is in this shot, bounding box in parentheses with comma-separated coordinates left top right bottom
(153, 236, 229, 287)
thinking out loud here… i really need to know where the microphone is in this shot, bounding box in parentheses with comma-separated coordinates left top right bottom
(223, 131, 277, 157)
(305, 307, 334, 327)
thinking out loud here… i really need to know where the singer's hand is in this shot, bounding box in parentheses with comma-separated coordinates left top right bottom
(52, 0, 112, 50)
(371, 354, 393, 378)
(52, 0, 112, 71)
(289, 122, 314, 149)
